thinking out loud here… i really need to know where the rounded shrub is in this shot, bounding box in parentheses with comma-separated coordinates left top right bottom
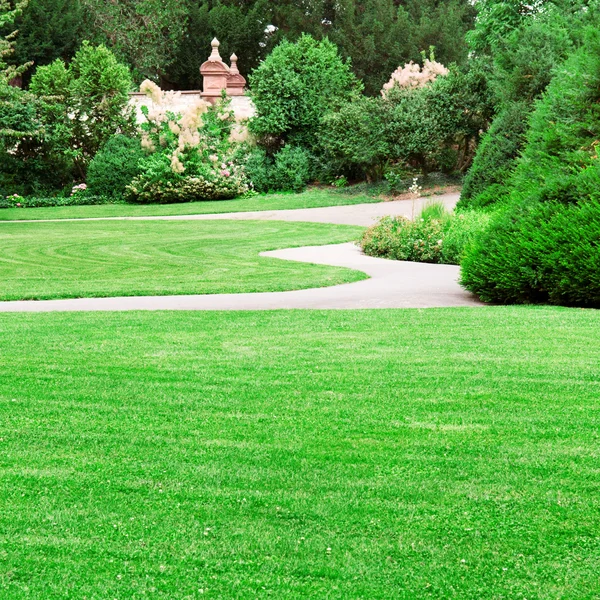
(461, 200, 600, 307)
(87, 135, 145, 198)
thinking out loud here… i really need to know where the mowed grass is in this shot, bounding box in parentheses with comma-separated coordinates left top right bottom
(0, 220, 365, 300)
(0, 188, 383, 222)
(1, 307, 599, 598)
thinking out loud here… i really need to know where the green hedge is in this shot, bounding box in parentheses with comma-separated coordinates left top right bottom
(461, 199, 600, 307)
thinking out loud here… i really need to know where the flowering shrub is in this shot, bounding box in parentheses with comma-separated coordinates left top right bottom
(382, 50, 449, 95)
(125, 81, 249, 204)
(361, 203, 490, 265)
(71, 183, 87, 196)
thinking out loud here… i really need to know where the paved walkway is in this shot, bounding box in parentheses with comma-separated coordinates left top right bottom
(4, 192, 459, 227)
(0, 193, 482, 312)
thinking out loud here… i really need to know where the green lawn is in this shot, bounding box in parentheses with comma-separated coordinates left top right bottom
(0, 188, 384, 222)
(1, 307, 599, 598)
(0, 220, 364, 300)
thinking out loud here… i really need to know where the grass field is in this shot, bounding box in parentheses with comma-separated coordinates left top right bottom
(1, 307, 599, 598)
(0, 220, 364, 300)
(0, 189, 384, 222)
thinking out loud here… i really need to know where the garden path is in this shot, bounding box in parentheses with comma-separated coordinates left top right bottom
(0, 192, 482, 311)
(5, 192, 459, 226)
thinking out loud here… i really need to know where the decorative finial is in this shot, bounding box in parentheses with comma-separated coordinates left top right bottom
(230, 53, 239, 75)
(209, 38, 221, 61)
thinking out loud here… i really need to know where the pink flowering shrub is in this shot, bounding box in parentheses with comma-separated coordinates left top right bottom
(125, 81, 249, 203)
(382, 50, 449, 96)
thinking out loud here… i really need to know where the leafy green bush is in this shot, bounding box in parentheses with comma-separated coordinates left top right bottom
(458, 101, 530, 210)
(321, 96, 390, 181)
(30, 42, 135, 175)
(270, 146, 312, 193)
(243, 145, 312, 193)
(361, 203, 490, 265)
(249, 34, 362, 151)
(87, 135, 144, 198)
(461, 199, 600, 307)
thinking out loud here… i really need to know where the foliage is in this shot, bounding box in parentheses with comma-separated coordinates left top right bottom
(242, 145, 312, 193)
(28, 42, 135, 183)
(320, 96, 390, 181)
(458, 101, 530, 209)
(384, 65, 491, 175)
(87, 135, 144, 198)
(506, 32, 600, 205)
(6, 0, 84, 87)
(0, 80, 74, 195)
(248, 35, 362, 151)
(361, 203, 490, 265)
(461, 199, 600, 306)
(79, 0, 188, 82)
(0, 0, 29, 81)
(0, 193, 112, 208)
(126, 83, 248, 203)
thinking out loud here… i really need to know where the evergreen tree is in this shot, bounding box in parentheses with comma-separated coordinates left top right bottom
(7, 0, 84, 86)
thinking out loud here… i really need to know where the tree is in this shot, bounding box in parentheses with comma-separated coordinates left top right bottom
(248, 34, 363, 150)
(7, 0, 84, 87)
(0, 0, 28, 81)
(80, 0, 188, 82)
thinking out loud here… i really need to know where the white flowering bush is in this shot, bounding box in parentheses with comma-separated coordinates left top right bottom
(382, 50, 449, 96)
(125, 81, 249, 204)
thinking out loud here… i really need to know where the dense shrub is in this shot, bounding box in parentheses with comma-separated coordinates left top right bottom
(461, 199, 600, 306)
(269, 146, 312, 193)
(321, 97, 390, 181)
(87, 135, 144, 198)
(507, 32, 600, 205)
(361, 203, 490, 265)
(243, 145, 312, 193)
(248, 34, 362, 151)
(458, 101, 530, 210)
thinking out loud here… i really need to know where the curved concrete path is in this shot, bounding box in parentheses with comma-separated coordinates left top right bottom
(0, 192, 482, 312)
(3, 192, 459, 228)
(0, 243, 480, 312)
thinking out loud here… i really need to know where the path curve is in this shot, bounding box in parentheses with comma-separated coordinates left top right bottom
(3, 193, 459, 227)
(0, 192, 482, 311)
(0, 243, 480, 312)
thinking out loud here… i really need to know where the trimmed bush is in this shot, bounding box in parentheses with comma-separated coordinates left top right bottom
(87, 135, 144, 198)
(461, 199, 600, 307)
(458, 101, 530, 210)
